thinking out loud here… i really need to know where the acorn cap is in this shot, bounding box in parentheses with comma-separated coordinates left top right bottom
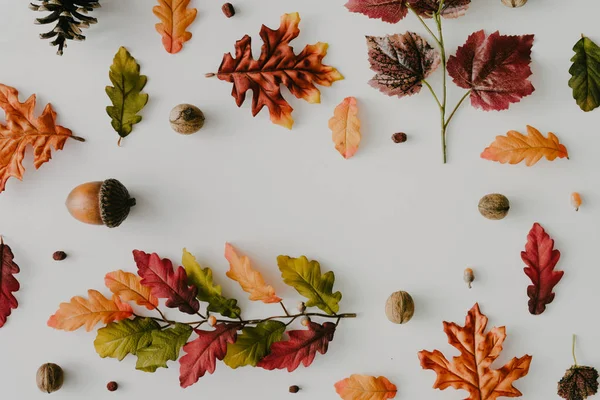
(99, 179, 136, 228)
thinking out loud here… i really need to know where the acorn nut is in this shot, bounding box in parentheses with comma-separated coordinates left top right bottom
(385, 291, 414, 324)
(66, 179, 136, 228)
(170, 104, 205, 134)
(502, 0, 527, 7)
(478, 194, 510, 220)
(36, 363, 64, 394)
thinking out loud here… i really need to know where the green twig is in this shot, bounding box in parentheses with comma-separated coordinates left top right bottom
(572, 334, 578, 366)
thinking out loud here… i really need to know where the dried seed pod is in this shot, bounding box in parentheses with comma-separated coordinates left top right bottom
(53, 251, 67, 261)
(385, 291, 414, 324)
(478, 194, 510, 220)
(36, 363, 64, 394)
(464, 268, 475, 288)
(502, 0, 527, 7)
(571, 192, 582, 211)
(169, 104, 205, 134)
(392, 132, 407, 143)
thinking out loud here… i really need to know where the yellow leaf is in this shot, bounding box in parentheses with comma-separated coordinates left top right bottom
(481, 125, 569, 166)
(329, 97, 361, 159)
(47, 290, 133, 332)
(105, 270, 158, 310)
(335, 375, 397, 400)
(224, 243, 281, 304)
(153, 0, 197, 54)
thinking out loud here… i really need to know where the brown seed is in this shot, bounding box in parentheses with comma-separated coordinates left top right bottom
(392, 132, 407, 143)
(53, 251, 67, 261)
(222, 3, 235, 18)
(385, 291, 415, 324)
(289, 385, 300, 393)
(36, 363, 64, 394)
(169, 104, 205, 135)
(107, 381, 118, 392)
(478, 194, 510, 220)
(464, 268, 474, 289)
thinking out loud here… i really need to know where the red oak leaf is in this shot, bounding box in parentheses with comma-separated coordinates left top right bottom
(522, 223, 564, 315)
(179, 323, 240, 388)
(408, 0, 471, 19)
(133, 250, 199, 315)
(257, 321, 336, 372)
(447, 31, 535, 111)
(345, 0, 408, 24)
(0, 238, 19, 328)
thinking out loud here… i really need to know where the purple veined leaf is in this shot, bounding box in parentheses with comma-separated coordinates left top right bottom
(345, 0, 408, 24)
(408, 0, 471, 19)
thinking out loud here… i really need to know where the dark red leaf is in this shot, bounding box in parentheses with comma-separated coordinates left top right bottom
(133, 250, 199, 315)
(408, 0, 471, 19)
(447, 30, 535, 111)
(257, 321, 336, 372)
(345, 0, 408, 24)
(179, 323, 240, 388)
(0, 238, 19, 328)
(521, 223, 564, 315)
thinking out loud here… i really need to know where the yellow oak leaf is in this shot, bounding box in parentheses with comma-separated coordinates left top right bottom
(105, 270, 158, 310)
(329, 97, 361, 159)
(153, 0, 197, 54)
(335, 374, 397, 400)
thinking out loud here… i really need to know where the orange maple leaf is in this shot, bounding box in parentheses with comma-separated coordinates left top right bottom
(329, 97, 361, 159)
(105, 270, 158, 310)
(217, 12, 344, 129)
(47, 289, 133, 332)
(419, 304, 532, 400)
(335, 374, 397, 400)
(224, 243, 281, 304)
(0, 84, 83, 193)
(481, 125, 568, 166)
(153, 0, 197, 54)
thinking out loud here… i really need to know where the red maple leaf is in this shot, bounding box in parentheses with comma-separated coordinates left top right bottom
(257, 321, 336, 372)
(133, 250, 199, 315)
(179, 323, 240, 388)
(522, 223, 564, 315)
(0, 237, 20, 328)
(345, 0, 408, 24)
(447, 30, 535, 111)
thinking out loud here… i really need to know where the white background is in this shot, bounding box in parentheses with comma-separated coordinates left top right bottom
(0, 0, 598, 398)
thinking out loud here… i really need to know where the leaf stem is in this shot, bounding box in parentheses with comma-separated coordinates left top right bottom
(70, 135, 86, 142)
(572, 334, 578, 366)
(280, 301, 290, 316)
(434, 12, 448, 163)
(422, 80, 442, 110)
(407, 5, 441, 47)
(445, 90, 471, 129)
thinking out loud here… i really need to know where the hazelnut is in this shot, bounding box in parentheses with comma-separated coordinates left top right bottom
(385, 291, 414, 324)
(170, 104, 205, 134)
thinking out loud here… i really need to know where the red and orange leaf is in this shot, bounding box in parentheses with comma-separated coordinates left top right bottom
(153, 0, 197, 54)
(0, 237, 20, 328)
(257, 321, 336, 372)
(179, 323, 240, 388)
(335, 375, 398, 400)
(522, 223, 564, 315)
(419, 303, 532, 400)
(0, 84, 81, 193)
(47, 290, 133, 332)
(345, 0, 408, 24)
(105, 270, 158, 310)
(224, 243, 281, 304)
(217, 12, 344, 129)
(481, 126, 568, 166)
(329, 97, 361, 159)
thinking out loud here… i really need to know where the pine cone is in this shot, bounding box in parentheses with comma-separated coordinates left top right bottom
(558, 365, 599, 400)
(29, 0, 101, 55)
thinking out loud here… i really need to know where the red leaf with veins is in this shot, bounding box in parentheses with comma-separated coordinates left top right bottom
(447, 30, 535, 111)
(521, 223, 564, 315)
(179, 323, 240, 388)
(0, 238, 19, 328)
(345, 0, 408, 24)
(133, 250, 200, 315)
(257, 321, 336, 372)
(408, 0, 471, 19)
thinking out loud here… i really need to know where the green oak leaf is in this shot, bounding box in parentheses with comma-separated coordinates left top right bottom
(106, 46, 149, 140)
(136, 323, 193, 372)
(94, 317, 160, 361)
(182, 248, 241, 319)
(277, 255, 342, 315)
(224, 321, 286, 369)
(569, 36, 600, 112)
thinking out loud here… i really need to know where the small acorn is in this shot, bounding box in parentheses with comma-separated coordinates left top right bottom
(502, 0, 527, 7)
(170, 104, 205, 134)
(464, 268, 475, 288)
(478, 194, 510, 220)
(66, 179, 136, 228)
(36, 363, 64, 394)
(385, 291, 414, 324)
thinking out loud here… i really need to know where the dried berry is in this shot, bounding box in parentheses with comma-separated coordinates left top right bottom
(478, 194, 510, 220)
(289, 385, 300, 393)
(464, 268, 474, 289)
(107, 381, 118, 392)
(571, 192, 582, 211)
(297, 301, 306, 313)
(53, 251, 67, 261)
(221, 3, 235, 18)
(392, 132, 407, 143)
(169, 104, 205, 135)
(36, 363, 64, 394)
(502, 0, 527, 7)
(385, 291, 414, 324)
(208, 315, 217, 327)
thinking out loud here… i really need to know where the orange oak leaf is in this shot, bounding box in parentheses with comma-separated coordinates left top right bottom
(224, 243, 281, 304)
(105, 270, 159, 311)
(217, 12, 344, 129)
(418, 303, 532, 400)
(48, 289, 133, 332)
(335, 375, 398, 400)
(0, 84, 83, 193)
(329, 97, 361, 159)
(481, 125, 568, 166)
(153, 0, 197, 54)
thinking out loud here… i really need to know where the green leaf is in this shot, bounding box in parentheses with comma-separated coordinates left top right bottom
(94, 317, 160, 361)
(277, 255, 342, 315)
(136, 323, 193, 372)
(182, 248, 241, 319)
(569, 36, 600, 112)
(106, 46, 149, 139)
(224, 321, 286, 369)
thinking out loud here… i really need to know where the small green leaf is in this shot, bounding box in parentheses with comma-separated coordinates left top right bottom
(136, 323, 193, 372)
(277, 255, 342, 315)
(182, 249, 241, 319)
(569, 36, 600, 112)
(106, 46, 149, 139)
(224, 321, 286, 369)
(94, 317, 160, 361)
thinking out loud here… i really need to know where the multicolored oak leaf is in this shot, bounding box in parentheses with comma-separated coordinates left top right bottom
(216, 12, 344, 129)
(481, 126, 569, 166)
(105, 270, 158, 310)
(329, 97, 362, 159)
(137, 323, 193, 372)
(224, 321, 286, 369)
(335, 375, 398, 400)
(569, 35, 600, 112)
(94, 317, 160, 361)
(258, 321, 336, 372)
(153, 0, 197, 54)
(0, 84, 82, 193)
(419, 303, 532, 400)
(366, 32, 441, 98)
(0, 237, 20, 328)
(345, 0, 408, 24)
(522, 223, 564, 315)
(447, 31, 535, 111)
(408, 0, 471, 19)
